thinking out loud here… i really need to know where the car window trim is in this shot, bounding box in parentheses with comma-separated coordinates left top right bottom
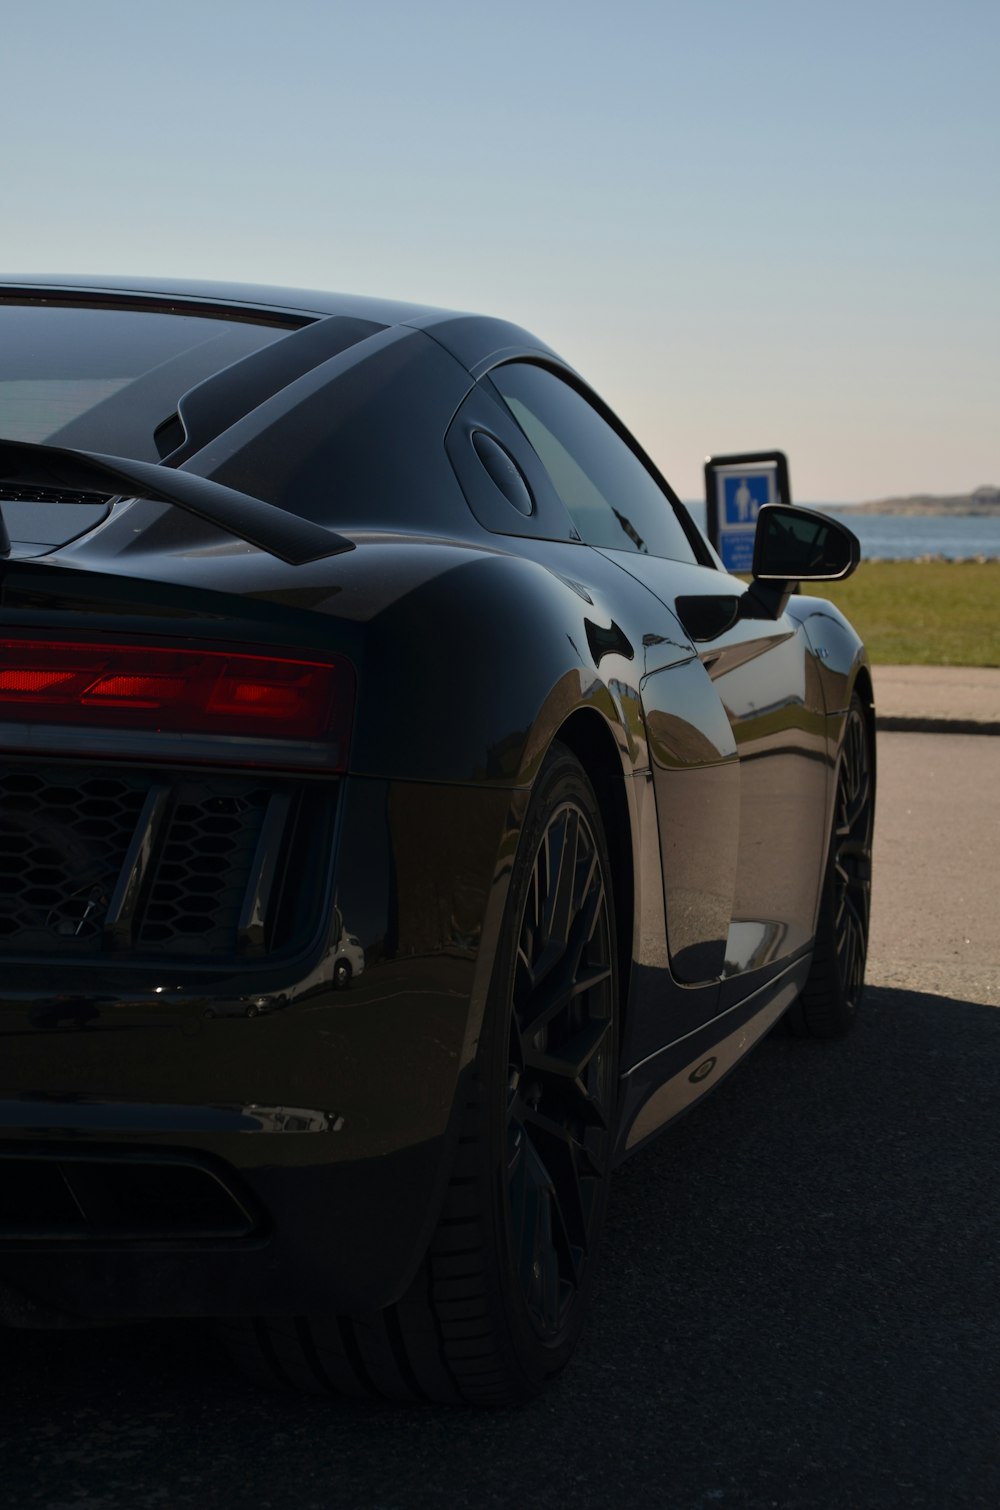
(481, 358, 716, 570)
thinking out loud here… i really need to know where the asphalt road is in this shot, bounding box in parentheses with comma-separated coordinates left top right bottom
(3, 733, 998, 1510)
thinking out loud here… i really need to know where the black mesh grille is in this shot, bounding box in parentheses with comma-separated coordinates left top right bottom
(0, 770, 145, 948)
(0, 761, 329, 962)
(138, 785, 270, 953)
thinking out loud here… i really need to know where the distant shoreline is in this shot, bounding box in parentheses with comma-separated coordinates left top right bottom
(859, 555, 999, 564)
(850, 486, 1000, 516)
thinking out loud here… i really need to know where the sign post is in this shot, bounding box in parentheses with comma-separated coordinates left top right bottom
(704, 451, 791, 573)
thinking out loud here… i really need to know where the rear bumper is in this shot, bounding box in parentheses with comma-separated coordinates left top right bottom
(0, 951, 476, 1317)
(0, 1115, 454, 1321)
(0, 773, 517, 1319)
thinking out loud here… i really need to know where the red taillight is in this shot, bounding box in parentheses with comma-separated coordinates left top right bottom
(84, 674, 188, 707)
(0, 639, 353, 767)
(0, 669, 75, 694)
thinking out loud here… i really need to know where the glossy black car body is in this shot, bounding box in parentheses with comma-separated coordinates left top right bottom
(0, 278, 874, 1401)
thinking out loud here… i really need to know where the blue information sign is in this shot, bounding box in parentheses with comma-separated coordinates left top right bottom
(705, 455, 787, 573)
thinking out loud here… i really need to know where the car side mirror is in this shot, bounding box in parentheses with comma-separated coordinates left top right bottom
(752, 504, 860, 582)
(743, 504, 861, 619)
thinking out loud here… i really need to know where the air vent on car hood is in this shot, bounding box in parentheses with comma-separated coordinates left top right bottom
(0, 483, 114, 553)
(0, 484, 112, 505)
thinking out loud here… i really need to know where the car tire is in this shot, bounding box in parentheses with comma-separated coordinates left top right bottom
(785, 692, 874, 1039)
(218, 743, 619, 1404)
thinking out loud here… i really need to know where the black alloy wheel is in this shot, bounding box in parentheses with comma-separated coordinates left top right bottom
(217, 745, 620, 1406)
(831, 700, 873, 1006)
(787, 692, 874, 1038)
(422, 742, 620, 1403)
(504, 792, 616, 1342)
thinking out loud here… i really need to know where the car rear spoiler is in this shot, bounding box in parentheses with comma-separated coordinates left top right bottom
(0, 437, 355, 565)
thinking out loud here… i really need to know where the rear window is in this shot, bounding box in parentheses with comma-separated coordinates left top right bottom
(0, 301, 294, 463)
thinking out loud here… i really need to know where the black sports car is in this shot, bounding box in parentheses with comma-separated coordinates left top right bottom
(0, 277, 874, 1405)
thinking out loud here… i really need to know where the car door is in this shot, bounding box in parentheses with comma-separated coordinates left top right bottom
(485, 361, 828, 1021)
(631, 554, 830, 1003)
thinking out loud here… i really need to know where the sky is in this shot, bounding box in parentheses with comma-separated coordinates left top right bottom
(2, 0, 997, 502)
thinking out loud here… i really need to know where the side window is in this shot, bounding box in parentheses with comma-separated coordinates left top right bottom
(489, 362, 701, 565)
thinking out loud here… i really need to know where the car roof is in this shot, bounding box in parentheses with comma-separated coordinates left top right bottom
(0, 275, 559, 377)
(0, 272, 446, 322)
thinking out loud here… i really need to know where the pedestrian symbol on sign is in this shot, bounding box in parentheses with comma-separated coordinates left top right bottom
(723, 474, 770, 527)
(735, 479, 755, 521)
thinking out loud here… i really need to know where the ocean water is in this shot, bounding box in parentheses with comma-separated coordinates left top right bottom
(683, 502, 1000, 561)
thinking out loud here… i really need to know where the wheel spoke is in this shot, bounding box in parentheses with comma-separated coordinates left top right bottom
(525, 825, 602, 1003)
(523, 1011, 612, 1080)
(795, 698, 873, 1037)
(524, 1070, 610, 1138)
(524, 1120, 592, 1259)
(503, 789, 615, 1338)
(831, 707, 872, 987)
(842, 784, 869, 836)
(508, 1133, 563, 1331)
(839, 887, 868, 951)
(535, 810, 581, 960)
(837, 838, 871, 861)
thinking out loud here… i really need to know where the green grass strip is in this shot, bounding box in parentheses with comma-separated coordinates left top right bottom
(804, 560, 1000, 666)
